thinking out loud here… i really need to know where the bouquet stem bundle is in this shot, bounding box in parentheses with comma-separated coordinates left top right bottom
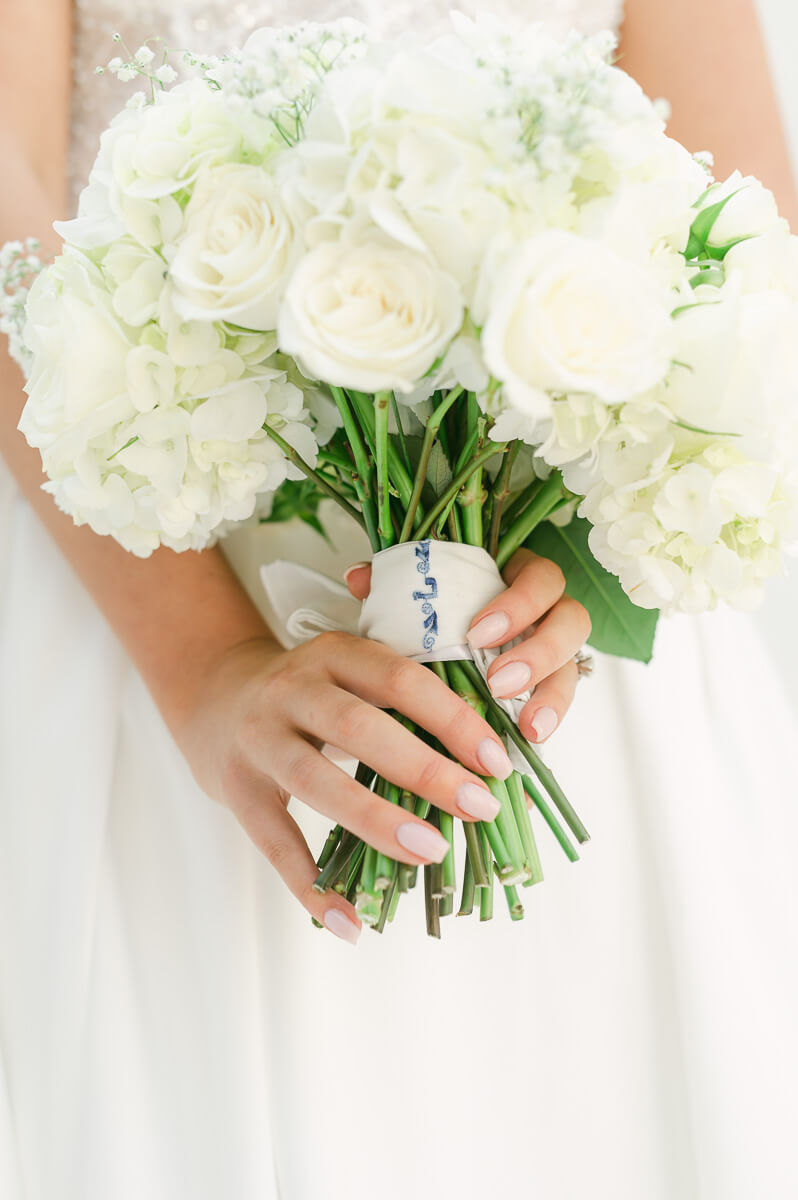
(268, 385, 590, 936)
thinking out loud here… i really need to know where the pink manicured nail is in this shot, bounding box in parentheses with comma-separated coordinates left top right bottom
(488, 660, 531, 698)
(396, 822, 450, 862)
(466, 610, 510, 649)
(476, 737, 513, 781)
(343, 562, 369, 583)
(456, 782, 501, 821)
(323, 908, 361, 945)
(530, 706, 558, 742)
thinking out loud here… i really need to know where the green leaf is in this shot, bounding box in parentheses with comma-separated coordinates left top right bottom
(426, 440, 453, 497)
(260, 476, 333, 545)
(684, 187, 743, 260)
(524, 515, 660, 663)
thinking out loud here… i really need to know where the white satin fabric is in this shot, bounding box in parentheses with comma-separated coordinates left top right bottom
(3, 0, 798, 1196)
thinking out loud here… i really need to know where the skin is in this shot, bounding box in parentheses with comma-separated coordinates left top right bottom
(1, 0, 795, 942)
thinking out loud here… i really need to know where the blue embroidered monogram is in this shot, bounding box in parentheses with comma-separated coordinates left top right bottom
(412, 540, 439, 652)
(358, 539, 504, 662)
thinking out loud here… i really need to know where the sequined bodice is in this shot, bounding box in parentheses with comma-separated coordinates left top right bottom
(70, 0, 624, 210)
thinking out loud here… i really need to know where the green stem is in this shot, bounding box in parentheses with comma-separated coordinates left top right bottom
(329, 387, 381, 551)
(414, 442, 507, 540)
(262, 423, 365, 531)
(463, 819, 489, 888)
(313, 829, 361, 893)
(444, 503, 463, 542)
(399, 385, 463, 541)
(479, 825, 494, 921)
(315, 824, 343, 874)
(457, 660, 590, 844)
(346, 390, 415, 509)
(506, 771, 544, 886)
(485, 775, 528, 882)
(373, 777, 400, 887)
(487, 442, 520, 558)
(457, 851, 476, 916)
(374, 392, 395, 549)
(439, 809, 456, 894)
(360, 844, 378, 896)
(424, 864, 441, 938)
(503, 883, 524, 921)
(457, 398, 484, 547)
(521, 775, 580, 863)
(500, 476, 544, 532)
(496, 472, 568, 569)
(390, 392, 413, 477)
(373, 866, 400, 933)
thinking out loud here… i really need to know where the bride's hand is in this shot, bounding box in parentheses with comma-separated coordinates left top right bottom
(178, 547, 589, 946)
(346, 547, 591, 745)
(178, 629, 518, 945)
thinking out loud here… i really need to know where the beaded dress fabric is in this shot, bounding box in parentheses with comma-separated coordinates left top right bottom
(1, 4, 798, 1200)
(69, 0, 624, 208)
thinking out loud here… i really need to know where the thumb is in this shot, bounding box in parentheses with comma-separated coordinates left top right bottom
(343, 561, 372, 600)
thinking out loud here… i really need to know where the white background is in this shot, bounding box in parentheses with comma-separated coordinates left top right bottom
(727, 0, 798, 710)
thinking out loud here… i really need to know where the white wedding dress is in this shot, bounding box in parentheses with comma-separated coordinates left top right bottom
(2, 2, 798, 1197)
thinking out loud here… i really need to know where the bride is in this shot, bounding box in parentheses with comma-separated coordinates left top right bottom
(2, 1, 798, 1197)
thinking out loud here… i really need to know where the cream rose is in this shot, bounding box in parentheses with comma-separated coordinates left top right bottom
(277, 233, 464, 392)
(169, 163, 299, 331)
(699, 171, 786, 249)
(482, 230, 675, 417)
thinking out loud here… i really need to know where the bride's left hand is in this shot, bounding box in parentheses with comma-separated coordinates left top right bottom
(345, 547, 591, 745)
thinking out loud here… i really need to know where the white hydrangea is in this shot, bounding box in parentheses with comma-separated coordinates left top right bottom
(581, 436, 796, 613)
(18, 248, 319, 555)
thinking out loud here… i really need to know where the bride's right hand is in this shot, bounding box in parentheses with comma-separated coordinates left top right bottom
(176, 632, 514, 944)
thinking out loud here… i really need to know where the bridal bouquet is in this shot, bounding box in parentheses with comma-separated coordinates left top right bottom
(4, 15, 798, 936)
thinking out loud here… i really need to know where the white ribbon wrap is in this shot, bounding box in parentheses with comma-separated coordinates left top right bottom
(260, 540, 534, 770)
(359, 540, 508, 662)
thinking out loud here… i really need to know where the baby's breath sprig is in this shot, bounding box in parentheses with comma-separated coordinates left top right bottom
(0, 237, 44, 373)
(96, 34, 178, 104)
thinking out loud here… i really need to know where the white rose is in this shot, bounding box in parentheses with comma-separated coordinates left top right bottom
(169, 163, 300, 330)
(696, 171, 786, 249)
(278, 232, 464, 392)
(482, 231, 674, 418)
(20, 249, 134, 438)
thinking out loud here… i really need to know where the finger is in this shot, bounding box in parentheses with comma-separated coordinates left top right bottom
(315, 632, 514, 780)
(226, 768, 363, 945)
(465, 548, 568, 650)
(287, 683, 501, 823)
(485, 594, 592, 698)
(518, 658, 579, 743)
(243, 729, 454, 867)
(343, 562, 371, 600)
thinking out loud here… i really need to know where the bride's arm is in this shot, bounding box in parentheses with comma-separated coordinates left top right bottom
(619, 0, 798, 225)
(0, 2, 271, 737)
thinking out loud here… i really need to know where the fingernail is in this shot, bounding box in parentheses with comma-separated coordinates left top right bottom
(466, 610, 510, 649)
(530, 706, 558, 742)
(396, 821, 450, 862)
(488, 660, 531, 698)
(456, 782, 501, 821)
(343, 562, 369, 583)
(323, 908, 361, 945)
(476, 737, 513, 781)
